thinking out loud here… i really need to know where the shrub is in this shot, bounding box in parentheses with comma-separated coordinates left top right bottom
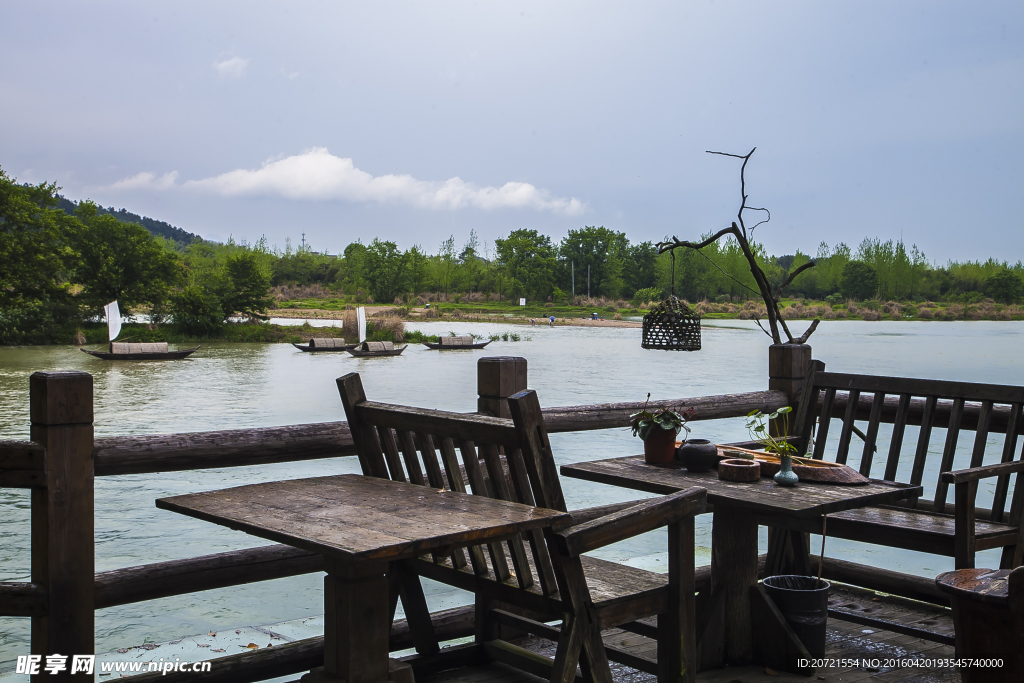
(862, 310, 881, 321)
(171, 286, 224, 336)
(917, 308, 934, 319)
(632, 287, 661, 306)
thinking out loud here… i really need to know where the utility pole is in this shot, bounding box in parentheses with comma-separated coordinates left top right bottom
(588, 264, 591, 298)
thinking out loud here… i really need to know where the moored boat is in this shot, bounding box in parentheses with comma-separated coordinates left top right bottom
(81, 342, 200, 361)
(423, 336, 491, 350)
(346, 341, 407, 357)
(292, 337, 355, 352)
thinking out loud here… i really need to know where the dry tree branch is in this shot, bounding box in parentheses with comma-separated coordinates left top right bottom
(656, 149, 823, 345)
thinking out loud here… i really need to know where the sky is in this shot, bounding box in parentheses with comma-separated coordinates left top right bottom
(2, 1, 1022, 263)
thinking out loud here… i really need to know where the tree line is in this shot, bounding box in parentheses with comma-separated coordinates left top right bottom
(3, 168, 1023, 344)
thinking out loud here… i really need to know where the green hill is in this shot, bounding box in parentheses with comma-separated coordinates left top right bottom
(56, 196, 203, 247)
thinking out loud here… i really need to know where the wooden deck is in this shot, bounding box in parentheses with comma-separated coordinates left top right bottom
(388, 584, 958, 683)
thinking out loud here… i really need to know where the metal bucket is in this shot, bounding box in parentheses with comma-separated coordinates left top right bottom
(762, 575, 830, 658)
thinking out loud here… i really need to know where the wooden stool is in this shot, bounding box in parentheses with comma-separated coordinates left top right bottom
(935, 566, 1024, 683)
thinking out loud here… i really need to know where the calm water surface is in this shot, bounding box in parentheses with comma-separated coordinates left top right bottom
(1, 320, 1022, 669)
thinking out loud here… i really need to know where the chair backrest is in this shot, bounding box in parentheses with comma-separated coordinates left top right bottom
(336, 372, 564, 595)
(794, 360, 1024, 521)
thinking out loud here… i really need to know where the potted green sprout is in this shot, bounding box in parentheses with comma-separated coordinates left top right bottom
(745, 406, 802, 485)
(631, 394, 695, 464)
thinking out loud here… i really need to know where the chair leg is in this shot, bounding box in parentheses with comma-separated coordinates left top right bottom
(545, 529, 612, 683)
(661, 519, 696, 683)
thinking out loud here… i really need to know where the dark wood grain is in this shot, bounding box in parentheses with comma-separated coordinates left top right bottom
(93, 545, 323, 609)
(157, 474, 570, 566)
(29, 370, 95, 680)
(0, 582, 47, 617)
(561, 456, 920, 518)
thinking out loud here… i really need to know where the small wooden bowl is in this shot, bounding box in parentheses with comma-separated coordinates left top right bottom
(717, 458, 761, 482)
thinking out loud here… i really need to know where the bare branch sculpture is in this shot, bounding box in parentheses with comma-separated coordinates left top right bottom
(656, 148, 820, 345)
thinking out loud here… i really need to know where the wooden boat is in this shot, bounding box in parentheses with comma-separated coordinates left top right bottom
(423, 336, 491, 350)
(81, 342, 200, 361)
(292, 337, 355, 352)
(346, 341, 407, 357)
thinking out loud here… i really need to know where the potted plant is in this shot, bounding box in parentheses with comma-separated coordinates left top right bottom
(630, 394, 694, 464)
(745, 406, 803, 485)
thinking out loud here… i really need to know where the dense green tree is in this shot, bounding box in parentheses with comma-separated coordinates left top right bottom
(624, 241, 658, 297)
(495, 229, 556, 301)
(558, 226, 628, 298)
(0, 170, 82, 343)
(170, 285, 224, 335)
(364, 238, 407, 303)
(986, 270, 1023, 304)
(841, 261, 879, 300)
(340, 241, 368, 295)
(72, 202, 183, 316)
(221, 249, 274, 321)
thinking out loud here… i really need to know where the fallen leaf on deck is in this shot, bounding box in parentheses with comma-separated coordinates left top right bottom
(246, 643, 258, 649)
(436, 489, 445, 493)
(235, 630, 241, 634)
(765, 667, 779, 676)
(212, 649, 225, 653)
(169, 640, 183, 644)
(198, 644, 210, 648)
(208, 631, 216, 637)
(117, 649, 128, 654)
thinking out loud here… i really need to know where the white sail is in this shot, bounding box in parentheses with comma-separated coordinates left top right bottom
(357, 306, 367, 343)
(104, 301, 122, 341)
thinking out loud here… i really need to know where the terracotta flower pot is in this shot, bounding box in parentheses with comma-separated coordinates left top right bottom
(643, 428, 677, 464)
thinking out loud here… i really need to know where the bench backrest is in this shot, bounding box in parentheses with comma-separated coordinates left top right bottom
(336, 372, 564, 596)
(794, 360, 1024, 522)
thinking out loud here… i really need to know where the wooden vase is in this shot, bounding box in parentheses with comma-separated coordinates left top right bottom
(643, 428, 677, 464)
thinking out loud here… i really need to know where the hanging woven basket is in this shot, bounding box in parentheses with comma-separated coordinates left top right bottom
(641, 296, 702, 351)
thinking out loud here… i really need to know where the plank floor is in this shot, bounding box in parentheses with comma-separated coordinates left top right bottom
(419, 585, 961, 683)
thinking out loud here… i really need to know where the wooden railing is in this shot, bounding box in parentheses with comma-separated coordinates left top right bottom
(2, 347, 1012, 681)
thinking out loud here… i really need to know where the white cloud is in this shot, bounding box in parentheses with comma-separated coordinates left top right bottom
(213, 56, 249, 78)
(115, 148, 583, 214)
(109, 170, 179, 191)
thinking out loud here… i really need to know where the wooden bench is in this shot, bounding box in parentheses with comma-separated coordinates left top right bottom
(337, 372, 707, 683)
(769, 361, 1024, 573)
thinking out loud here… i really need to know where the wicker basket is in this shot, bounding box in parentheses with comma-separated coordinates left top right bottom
(641, 296, 702, 351)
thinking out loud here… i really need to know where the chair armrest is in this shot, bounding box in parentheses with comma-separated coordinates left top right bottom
(554, 487, 707, 557)
(567, 499, 648, 526)
(941, 459, 1024, 485)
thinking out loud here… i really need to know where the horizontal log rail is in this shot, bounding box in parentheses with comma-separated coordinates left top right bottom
(94, 546, 323, 610)
(92, 390, 790, 476)
(0, 581, 47, 617)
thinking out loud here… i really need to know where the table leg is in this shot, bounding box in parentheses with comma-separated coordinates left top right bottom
(314, 558, 392, 683)
(710, 505, 759, 665)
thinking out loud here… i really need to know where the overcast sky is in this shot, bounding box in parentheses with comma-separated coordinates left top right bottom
(2, 1, 1021, 262)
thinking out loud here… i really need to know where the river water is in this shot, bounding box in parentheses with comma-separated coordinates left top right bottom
(1, 319, 1022, 671)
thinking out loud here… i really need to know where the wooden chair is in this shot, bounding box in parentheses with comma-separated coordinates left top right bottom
(337, 372, 707, 683)
(778, 361, 1024, 571)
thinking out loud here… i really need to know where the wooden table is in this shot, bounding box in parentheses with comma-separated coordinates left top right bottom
(561, 456, 923, 674)
(157, 474, 571, 683)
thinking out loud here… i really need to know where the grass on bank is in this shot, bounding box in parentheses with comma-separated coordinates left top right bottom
(275, 295, 1024, 322)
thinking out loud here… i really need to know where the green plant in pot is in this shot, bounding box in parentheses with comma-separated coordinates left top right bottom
(745, 406, 803, 486)
(631, 394, 694, 465)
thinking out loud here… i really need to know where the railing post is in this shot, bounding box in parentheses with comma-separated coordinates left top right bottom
(768, 344, 812, 406)
(766, 345, 813, 578)
(30, 371, 94, 681)
(477, 357, 527, 418)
